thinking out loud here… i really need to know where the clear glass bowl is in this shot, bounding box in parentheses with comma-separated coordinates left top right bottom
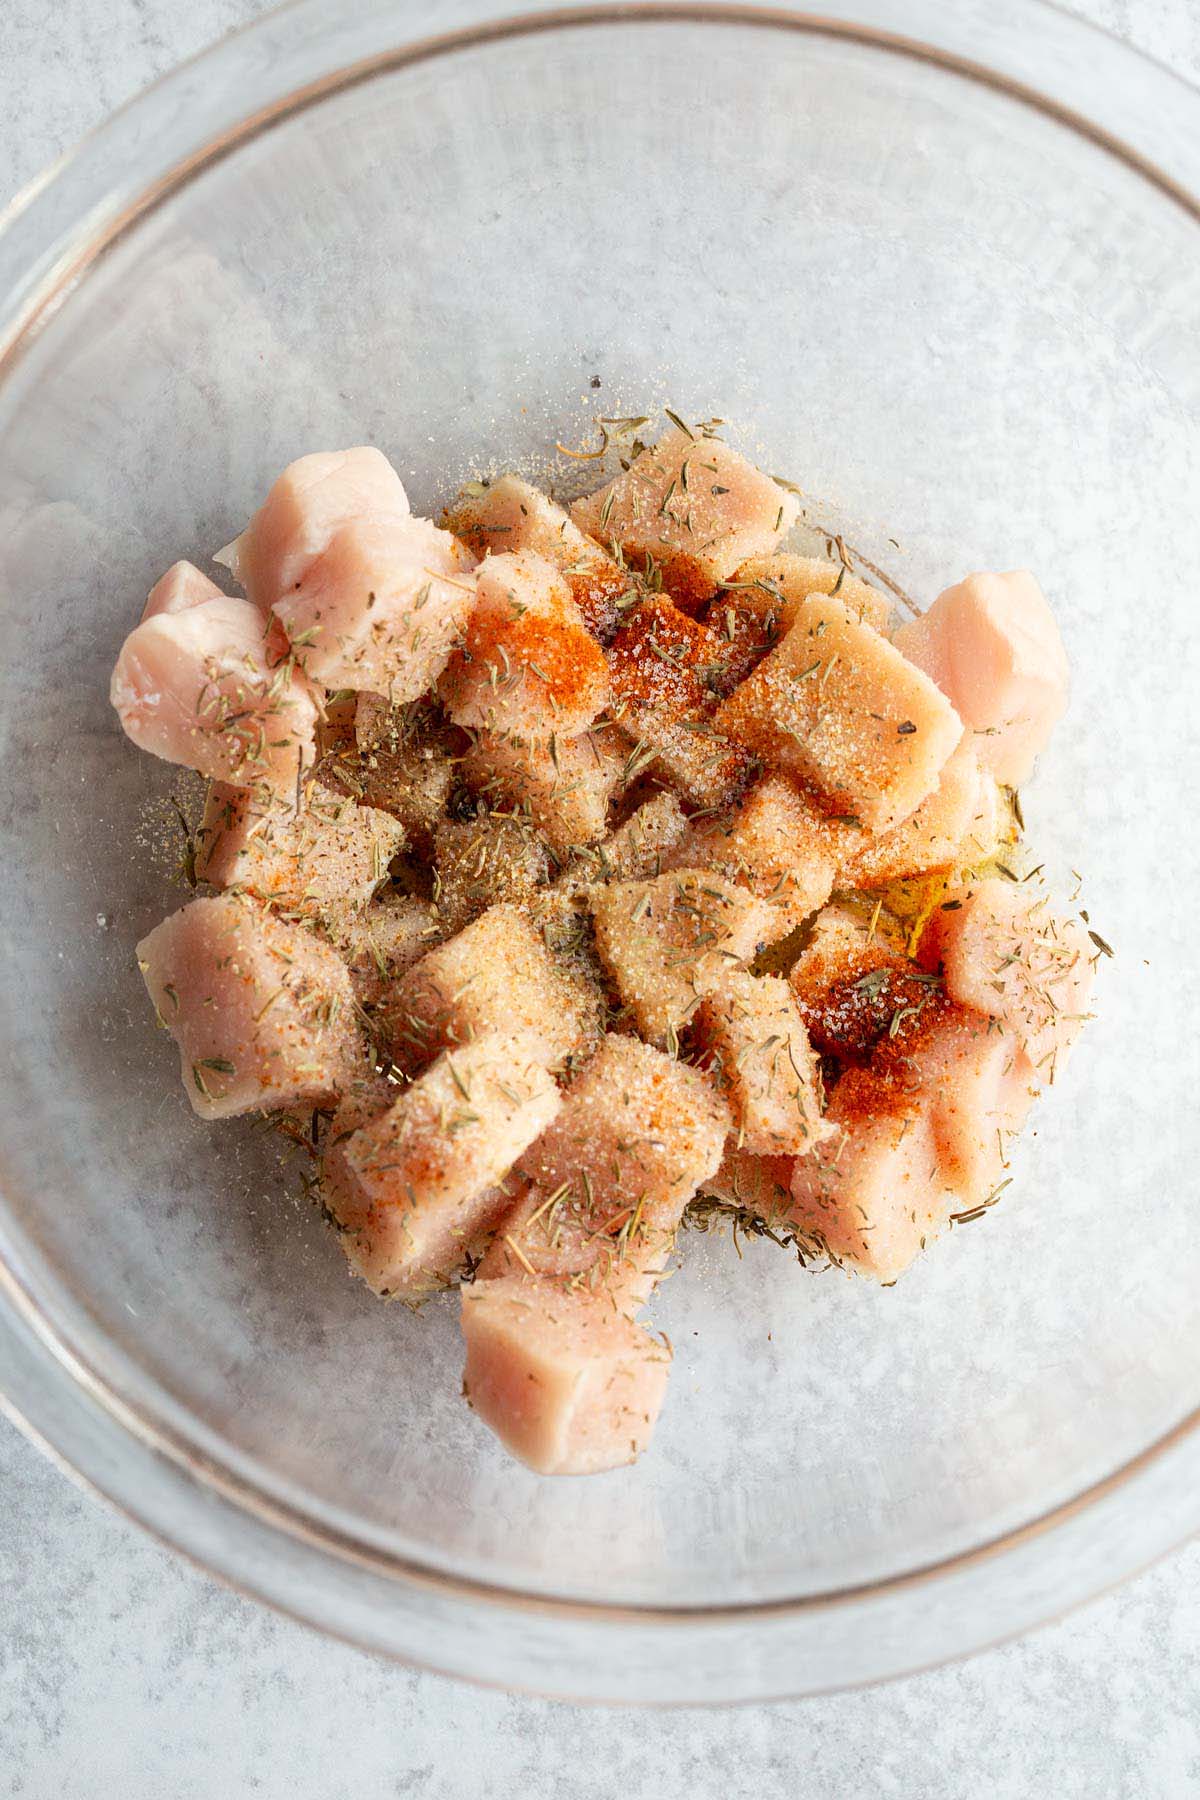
(1, 0, 1199, 1703)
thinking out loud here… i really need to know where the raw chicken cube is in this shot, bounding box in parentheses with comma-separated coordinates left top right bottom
(787, 1077, 949, 1282)
(275, 515, 475, 697)
(142, 560, 224, 621)
(447, 475, 633, 642)
(700, 552, 892, 696)
(728, 553, 892, 633)
(892, 571, 1069, 786)
(217, 446, 411, 611)
(673, 774, 862, 943)
(324, 1031, 561, 1299)
(570, 426, 799, 610)
(323, 892, 440, 1006)
(460, 1276, 672, 1474)
(694, 970, 830, 1156)
(838, 741, 1002, 888)
(381, 900, 603, 1073)
(699, 552, 889, 695)
(715, 594, 963, 831)
(554, 791, 689, 896)
(483, 1035, 731, 1306)
(911, 1009, 1037, 1203)
(788, 902, 944, 1063)
(341, 693, 457, 844)
(461, 725, 624, 852)
(591, 869, 774, 1045)
(533, 1029, 733, 1220)
(787, 1004, 1037, 1280)
(440, 550, 609, 735)
(917, 876, 1097, 1078)
(606, 596, 755, 809)
(480, 1177, 671, 1312)
(195, 778, 405, 916)
(111, 595, 320, 798)
(434, 811, 550, 935)
(137, 893, 361, 1119)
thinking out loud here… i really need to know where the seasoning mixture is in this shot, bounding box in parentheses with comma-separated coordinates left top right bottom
(110, 416, 1101, 1475)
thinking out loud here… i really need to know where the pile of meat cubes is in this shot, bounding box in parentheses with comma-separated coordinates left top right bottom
(111, 421, 1096, 1474)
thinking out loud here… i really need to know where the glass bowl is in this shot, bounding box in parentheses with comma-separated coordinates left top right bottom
(1, 0, 1198, 1704)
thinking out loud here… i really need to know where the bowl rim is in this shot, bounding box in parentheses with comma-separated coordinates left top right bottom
(2, 0, 1199, 1699)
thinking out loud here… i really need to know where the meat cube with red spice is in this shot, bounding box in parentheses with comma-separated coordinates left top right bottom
(571, 426, 799, 610)
(439, 550, 609, 736)
(481, 1034, 731, 1308)
(448, 474, 632, 642)
(321, 1031, 560, 1299)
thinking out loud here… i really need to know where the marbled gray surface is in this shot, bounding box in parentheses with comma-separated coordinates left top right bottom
(3, 0, 1200, 1794)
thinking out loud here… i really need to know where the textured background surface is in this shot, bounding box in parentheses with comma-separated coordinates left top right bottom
(3, 1, 1200, 1794)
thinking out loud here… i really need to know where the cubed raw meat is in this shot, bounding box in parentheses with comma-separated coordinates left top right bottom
(571, 427, 799, 609)
(142, 560, 224, 621)
(787, 1004, 1037, 1280)
(275, 516, 476, 697)
(892, 571, 1069, 786)
(697, 583, 787, 693)
(461, 725, 624, 852)
(434, 812, 550, 934)
(787, 1075, 949, 1282)
(195, 778, 405, 916)
(606, 596, 755, 809)
(917, 876, 1097, 1079)
(460, 1275, 672, 1474)
(838, 742, 1002, 888)
(482, 1035, 731, 1306)
(440, 550, 609, 735)
(714, 594, 963, 830)
(788, 902, 944, 1063)
(217, 446, 411, 611)
(694, 970, 830, 1156)
(674, 774, 861, 943)
(381, 900, 604, 1072)
(324, 1032, 561, 1299)
(136, 893, 362, 1119)
(591, 869, 774, 1045)
(910, 1009, 1037, 1202)
(110, 595, 320, 798)
(477, 1178, 656, 1311)
(448, 475, 633, 641)
(700, 551, 889, 695)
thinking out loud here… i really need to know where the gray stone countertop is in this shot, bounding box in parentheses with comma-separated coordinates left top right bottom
(3, 2, 1200, 1795)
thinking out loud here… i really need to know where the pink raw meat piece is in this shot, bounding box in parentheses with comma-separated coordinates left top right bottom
(217, 446, 411, 611)
(136, 893, 363, 1120)
(918, 876, 1097, 1080)
(275, 515, 475, 696)
(110, 594, 319, 798)
(460, 1275, 672, 1474)
(893, 571, 1068, 787)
